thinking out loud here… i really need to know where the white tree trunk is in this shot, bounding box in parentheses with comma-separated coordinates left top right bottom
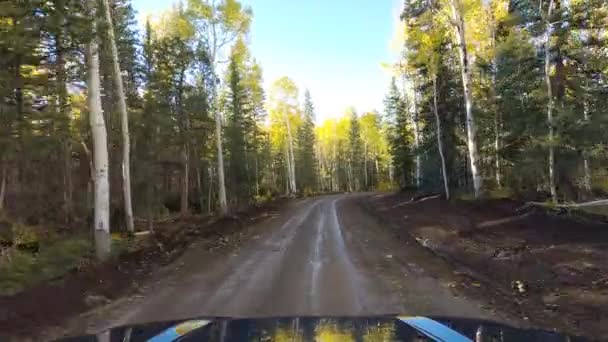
(284, 143, 291, 195)
(375, 158, 380, 186)
(544, 0, 557, 202)
(450, 0, 483, 198)
(181, 147, 189, 216)
(208, 166, 214, 214)
(211, 65, 227, 214)
(413, 85, 421, 189)
(487, 0, 503, 190)
(494, 110, 502, 188)
(492, 45, 501, 189)
(364, 142, 368, 189)
(86, 4, 111, 260)
(582, 82, 591, 192)
(215, 108, 228, 214)
(254, 153, 260, 196)
(102, 0, 134, 233)
(285, 113, 297, 195)
(433, 76, 450, 200)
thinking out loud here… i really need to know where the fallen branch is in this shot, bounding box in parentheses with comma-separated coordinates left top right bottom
(527, 199, 608, 209)
(134, 215, 181, 223)
(392, 194, 441, 208)
(476, 212, 533, 229)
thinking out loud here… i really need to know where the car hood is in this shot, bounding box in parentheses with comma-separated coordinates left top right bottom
(58, 316, 592, 342)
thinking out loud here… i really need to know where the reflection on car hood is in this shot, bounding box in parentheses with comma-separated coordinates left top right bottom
(58, 316, 592, 342)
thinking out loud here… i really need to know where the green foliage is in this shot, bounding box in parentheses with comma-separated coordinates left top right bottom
(384, 78, 413, 189)
(316, 110, 392, 192)
(12, 224, 39, 247)
(347, 109, 363, 191)
(0, 238, 92, 295)
(223, 42, 259, 208)
(391, 0, 608, 201)
(296, 90, 318, 194)
(37, 239, 92, 279)
(0, 251, 38, 295)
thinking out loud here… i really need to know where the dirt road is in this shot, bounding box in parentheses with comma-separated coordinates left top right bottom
(78, 194, 509, 335)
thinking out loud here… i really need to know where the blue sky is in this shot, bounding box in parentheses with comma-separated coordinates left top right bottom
(132, 0, 401, 121)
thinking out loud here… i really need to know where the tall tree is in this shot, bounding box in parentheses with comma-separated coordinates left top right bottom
(224, 39, 253, 208)
(101, 0, 134, 232)
(384, 78, 412, 188)
(401, 0, 451, 198)
(448, 0, 483, 198)
(542, 0, 557, 202)
(86, 0, 111, 260)
(187, 0, 252, 215)
(297, 89, 317, 194)
(347, 108, 363, 191)
(268, 77, 300, 195)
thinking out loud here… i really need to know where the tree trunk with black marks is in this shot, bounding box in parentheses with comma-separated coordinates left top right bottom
(433, 76, 450, 200)
(449, 0, 483, 198)
(543, 0, 557, 202)
(86, 0, 111, 260)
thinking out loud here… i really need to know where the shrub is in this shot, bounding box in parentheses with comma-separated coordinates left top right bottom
(37, 239, 92, 280)
(0, 238, 92, 295)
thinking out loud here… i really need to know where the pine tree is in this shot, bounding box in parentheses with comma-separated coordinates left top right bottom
(348, 109, 363, 191)
(225, 49, 250, 209)
(297, 90, 317, 195)
(384, 78, 412, 189)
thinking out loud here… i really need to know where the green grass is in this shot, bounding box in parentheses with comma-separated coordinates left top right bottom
(487, 188, 514, 199)
(578, 205, 608, 218)
(0, 238, 92, 295)
(453, 192, 476, 201)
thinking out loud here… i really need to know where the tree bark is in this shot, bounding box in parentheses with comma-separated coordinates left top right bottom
(101, 0, 134, 232)
(450, 0, 483, 198)
(582, 81, 591, 193)
(207, 166, 214, 214)
(543, 0, 557, 202)
(412, 79, 421, 189)
(207, 4, 228, 216)
(494, 108, 502, 188)
(196, 166, 203, 214)
(433, 76, 450, 200)
(285, 112, 297, 195)
(489, 4, 502, 189)
(181, 147, 189, 216)
(254, 153, 260, 197)
(175, 67, 190, 217)
(80, 140, 95, 210)
(0, 163, 6, 211)
(375, 157, 380, 187)
(146, 169, 154, 233)
(364, 142, 368, 190)
(55, 21, 74, 223)
(86, 1, 111, 260)
(213, 71, 228, 214)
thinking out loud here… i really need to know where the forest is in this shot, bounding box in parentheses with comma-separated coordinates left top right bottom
(0, 0, 607, 275)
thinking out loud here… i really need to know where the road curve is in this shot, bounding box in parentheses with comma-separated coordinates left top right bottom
(89, 194, 503, 332)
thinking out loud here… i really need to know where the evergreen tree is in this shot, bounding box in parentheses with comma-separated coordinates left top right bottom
(224, 47, 250, 208)
(297, 89, 317, 195)
(384, 78, 412, 189)
(347, 109, 363, 191)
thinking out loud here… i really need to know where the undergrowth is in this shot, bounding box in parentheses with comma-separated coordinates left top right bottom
(0, 238, 92, 295)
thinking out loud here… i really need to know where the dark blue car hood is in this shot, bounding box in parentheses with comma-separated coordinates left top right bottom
(59, 316, 594, 342)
